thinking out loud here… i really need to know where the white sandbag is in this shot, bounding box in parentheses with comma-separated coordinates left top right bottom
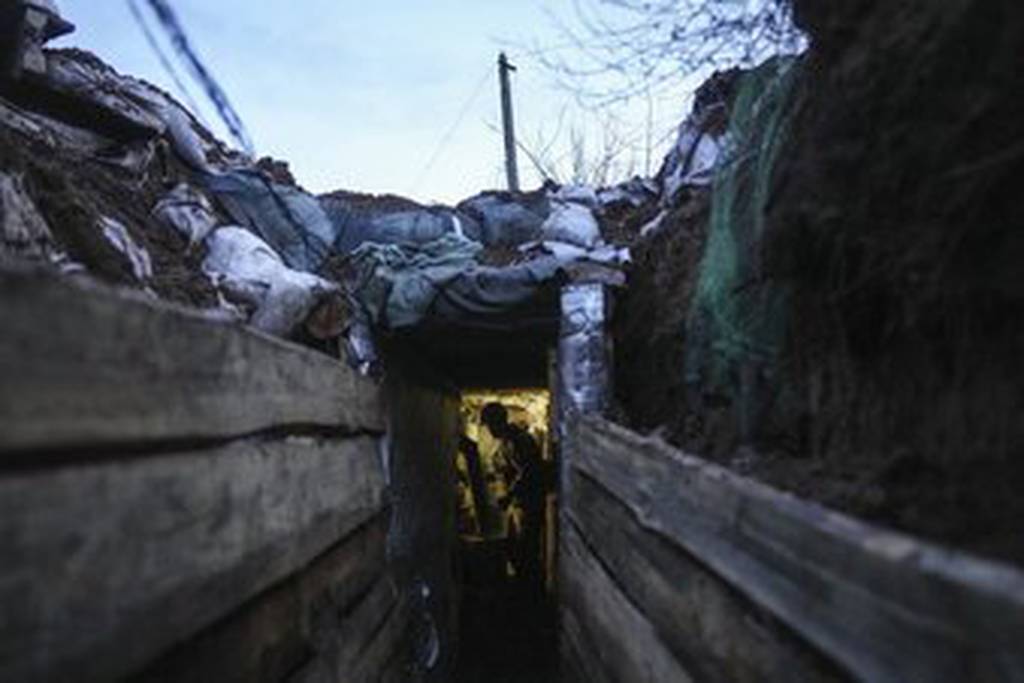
(100, 216, 153, 281)
(202, 226, 339, 337)
(553, 184, 600, 208)
(153, 183, 219, 246)
(540, 201, 601, 249)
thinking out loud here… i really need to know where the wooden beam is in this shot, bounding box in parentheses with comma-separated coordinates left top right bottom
(288, 574, 411, 683)
(0, 266, 383, 455)
(560, 523, 697, 683)
(570, 416, 1024, 683)
(133, 514, 390, 683)
(0, 434, 387, 683)
(568, 470, 847, 682)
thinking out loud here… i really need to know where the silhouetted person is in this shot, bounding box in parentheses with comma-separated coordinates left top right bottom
(480, 402, 545, 592)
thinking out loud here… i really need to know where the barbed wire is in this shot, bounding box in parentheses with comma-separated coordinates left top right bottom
(140, 0, 255, 155)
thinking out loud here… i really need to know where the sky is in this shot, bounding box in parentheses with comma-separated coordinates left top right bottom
(54, 1, 692, 204)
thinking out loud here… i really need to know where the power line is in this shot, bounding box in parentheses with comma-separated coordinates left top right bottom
(142, 0, 255, 155)
(410, 67, 493, 196)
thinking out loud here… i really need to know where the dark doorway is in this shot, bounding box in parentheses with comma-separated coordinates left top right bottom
(452, 390, 560, 682)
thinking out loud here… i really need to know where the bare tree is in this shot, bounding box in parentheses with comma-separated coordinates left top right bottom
(532, 0, 803, 107)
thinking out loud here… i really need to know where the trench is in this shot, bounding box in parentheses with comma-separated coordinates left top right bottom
(384, 297, 577, 682)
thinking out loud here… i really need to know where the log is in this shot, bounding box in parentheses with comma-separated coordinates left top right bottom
(568, 470, 846, 682)
(0, 434, 387, 683)
(559, 522, 696, 683)
(570, 416, 1024, 683)
(289, 574, 410, 683)
(0, 266, 383, 455)
(134, 514, 390, 683)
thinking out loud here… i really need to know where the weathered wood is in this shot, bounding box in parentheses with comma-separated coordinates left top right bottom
(559, 522, 696, 683)
(289, 574, 410, 683)
(571, 416, 1024, 683)
(0, 266, 383, 454)
(346, 584, 413, 683)
(134, 514, 390, 683)
(560, 603, 616, 683)
(568, 470, 847, 682)
(0, 434, 387, 683)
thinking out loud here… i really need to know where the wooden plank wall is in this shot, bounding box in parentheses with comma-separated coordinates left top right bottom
(0, 267, 402, 682)
(561, 415, 1024, 683)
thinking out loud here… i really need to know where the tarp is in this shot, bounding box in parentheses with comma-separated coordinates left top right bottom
(347, 233, 575, 332)
(203, 170, 337, 272)
(456, 190, 550, 246)
(346, 234, 483, 329)
(320, 193, 462, 253)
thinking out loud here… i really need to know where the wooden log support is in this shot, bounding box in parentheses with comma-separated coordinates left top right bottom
(0, 266, 384, 455)
(560, 522, 696, 683)
(568, 471, 846, 682)
(0, 434, 387, 682)
(566, 416, 1024, 683)
(136, 514, 391, 683)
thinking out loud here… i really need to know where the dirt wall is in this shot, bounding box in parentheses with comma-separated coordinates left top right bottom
(615, 0, 1024, 566)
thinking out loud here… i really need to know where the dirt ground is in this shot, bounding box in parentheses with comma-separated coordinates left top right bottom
(612, 0, 1024, 568)
(0, 119, 219, 307)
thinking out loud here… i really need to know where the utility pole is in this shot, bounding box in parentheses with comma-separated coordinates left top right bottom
(498, 52, 520, 193)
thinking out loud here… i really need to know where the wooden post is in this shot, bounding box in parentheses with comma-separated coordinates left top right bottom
(498, 52, 520, 193)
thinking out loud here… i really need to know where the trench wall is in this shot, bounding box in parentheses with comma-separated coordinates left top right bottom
(0, 266, 416, 682)
(383, 369, 460, 681)
(560, 415, 1024, 683)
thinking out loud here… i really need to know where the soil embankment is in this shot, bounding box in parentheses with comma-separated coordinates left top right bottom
(614, 0, 1024, 566)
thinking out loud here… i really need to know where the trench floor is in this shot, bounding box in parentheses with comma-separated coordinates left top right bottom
(452, 540, 559, 683)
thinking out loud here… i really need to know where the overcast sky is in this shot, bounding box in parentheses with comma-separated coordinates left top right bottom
(55, 1, 689, 204)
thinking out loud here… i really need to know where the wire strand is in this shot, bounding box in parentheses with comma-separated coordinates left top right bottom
(410, 67, 494, 197)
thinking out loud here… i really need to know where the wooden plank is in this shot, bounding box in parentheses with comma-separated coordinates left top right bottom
(568, 470, 847, 682)
(560, 603, 616, 683)
(559, 522, 696, 683)
(0, 266, 383, 454)
(570, 416, 1024, 683)
(289, 575, 410, 683)
(346, 585, 412, 683)
(0, 434, 387, 683)
(133, 514, 390, 683)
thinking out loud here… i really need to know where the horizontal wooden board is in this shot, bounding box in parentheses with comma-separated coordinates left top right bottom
(568, 470, 847, 683)
(560, 522, 696, 683)
(289, 573, 410, 683)
(0, 434, 387, 683)
(0, 266, 383, 454)
(134, 514, 390, 683)
(570, 417, 1024, 683)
